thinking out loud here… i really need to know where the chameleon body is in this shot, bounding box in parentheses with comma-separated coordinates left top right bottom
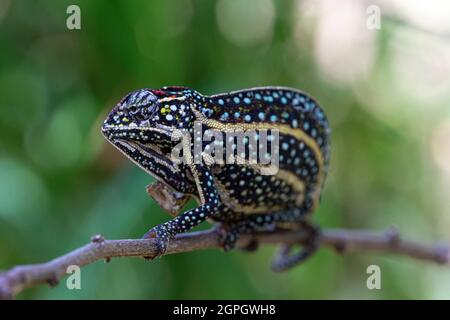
(102, 86, 330, 270)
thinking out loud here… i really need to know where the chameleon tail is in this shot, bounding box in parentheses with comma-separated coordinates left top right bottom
(271, 222, 321, 272)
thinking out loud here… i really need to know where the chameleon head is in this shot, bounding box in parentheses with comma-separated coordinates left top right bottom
(103, 87, 196, 140)
(102, 87, 197, 162)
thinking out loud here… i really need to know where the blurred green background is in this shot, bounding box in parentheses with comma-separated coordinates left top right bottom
(1, 0, 450, 299)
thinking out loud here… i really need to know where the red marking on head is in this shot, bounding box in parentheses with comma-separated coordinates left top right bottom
(152, 90, 168, 97)
(166, 86, 186, 90)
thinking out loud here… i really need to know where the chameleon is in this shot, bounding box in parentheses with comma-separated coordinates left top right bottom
(102, 86, 330, 271)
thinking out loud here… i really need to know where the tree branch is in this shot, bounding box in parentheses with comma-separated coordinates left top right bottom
(1, 226, 449, 299)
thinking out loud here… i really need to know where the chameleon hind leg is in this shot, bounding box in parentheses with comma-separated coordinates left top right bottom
(219, 207, 305, 250)
(219, 209, 321, 270)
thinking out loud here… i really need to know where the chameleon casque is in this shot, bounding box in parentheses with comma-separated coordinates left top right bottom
(102, 86, 330, 271)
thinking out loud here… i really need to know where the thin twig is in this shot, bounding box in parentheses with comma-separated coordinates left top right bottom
(0, 226, 449, 299)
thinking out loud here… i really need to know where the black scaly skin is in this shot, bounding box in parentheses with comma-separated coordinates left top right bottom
(102, 86, 330, 269)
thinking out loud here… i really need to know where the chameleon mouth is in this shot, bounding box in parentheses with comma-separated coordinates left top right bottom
(112, 138, 172, 168)
(101, 122, 175, 170)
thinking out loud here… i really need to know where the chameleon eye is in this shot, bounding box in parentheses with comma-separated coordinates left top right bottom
(120, 89, 159, 122)
(128, 106, 138, 114)
(131, 104, 158, 123)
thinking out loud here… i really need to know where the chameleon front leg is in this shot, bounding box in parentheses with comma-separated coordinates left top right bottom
(146, 181, 190, 217)
(143, 164, 221, 256)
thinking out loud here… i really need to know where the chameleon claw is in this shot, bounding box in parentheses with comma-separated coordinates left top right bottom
(143, 225, 169, 258)
(239, 238, 259, 252)
(213, 224, 233, 251)
(215, 224, 240, 252)
(222, 239, 236, 251)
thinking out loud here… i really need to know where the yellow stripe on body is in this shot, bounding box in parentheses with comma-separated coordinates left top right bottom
(214, 165, 306, 215)
(191, 107, 325, 211)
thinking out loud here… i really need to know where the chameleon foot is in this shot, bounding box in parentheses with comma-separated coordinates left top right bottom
(271, 222, 321, 272)
(216, 223, 259, 252)
(214, 224, 238, 251)
(143, 225, 170, 258)
(222, 233, 237, 252)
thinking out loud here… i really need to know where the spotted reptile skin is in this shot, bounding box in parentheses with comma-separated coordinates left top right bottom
(102, 86, 330, 269)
